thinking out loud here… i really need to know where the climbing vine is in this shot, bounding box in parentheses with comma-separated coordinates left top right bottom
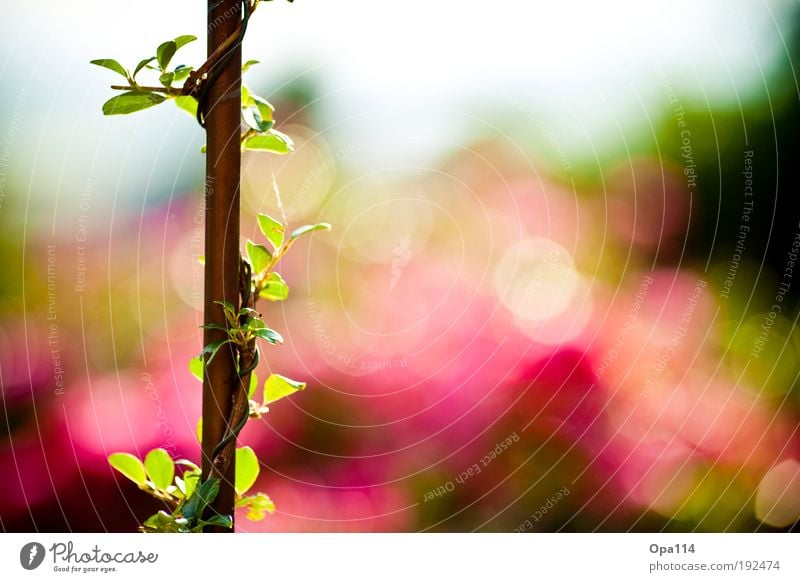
(91, 0, 329, 532)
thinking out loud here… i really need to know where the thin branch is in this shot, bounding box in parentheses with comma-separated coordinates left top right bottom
(185, 0, 259, 97)
(110, 84, 184, 96)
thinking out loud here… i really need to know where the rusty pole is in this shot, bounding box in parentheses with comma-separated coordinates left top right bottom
(201, 0, 242, 530)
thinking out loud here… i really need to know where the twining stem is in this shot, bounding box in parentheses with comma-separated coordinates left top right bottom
(108, 1, 261, 105)
(185, 0, 260, 99)
(209, 231, 296, 477)
(210, 261, 258, 479)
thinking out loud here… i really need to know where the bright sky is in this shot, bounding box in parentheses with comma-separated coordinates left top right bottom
(0, 0, 794, 215)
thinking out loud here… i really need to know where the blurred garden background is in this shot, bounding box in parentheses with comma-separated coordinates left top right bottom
(1, 0, 800, 532)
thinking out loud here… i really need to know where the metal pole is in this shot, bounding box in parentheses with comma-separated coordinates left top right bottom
(202, 0, 242, 531)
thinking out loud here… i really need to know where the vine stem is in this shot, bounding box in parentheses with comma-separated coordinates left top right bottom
(185, 0, 258, 98)
(210, 260, 258, 479)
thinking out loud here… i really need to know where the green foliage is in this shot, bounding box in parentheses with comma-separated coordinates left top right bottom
(108, 452, 147, 486)
(260, 272, 289, 302)
(236, 492, 276, 521)
(242, 59, 260, 73)
(92, 34, 198, 115)
(133, 57, 156, 78)
(92, 29, 293, 158)
(189, 356, 204, 381)
(235, 446, 260, 495)
(242, 86, 275, 124)
(181, 477, 218, 520)
(291, 223, 332, 240)
(200, 337, 233, 365)
(201, 301, 284, 358)
(156, 41, 177, 71)
(144, 448, 175, 490)
(182, 468, 200, 498)
(247, 318, 284, 344)
(102, 91, 167, 115)
(248, 371, 259, 398)
(96, 0, 329, 533)
(246, 240, 272, 274)
(244, 132, 293, 154)
(173, 95, 198, 117)
(242, 102, 274, 132)
(257, 213, 285, 251)
(108, 449, 230, 533)
(249, 213, 331, 300)
(90, 59, 128, 79)
(109, 445, 276, 529)
(264, 374, 306, 404)
(157, 35, 196, 72)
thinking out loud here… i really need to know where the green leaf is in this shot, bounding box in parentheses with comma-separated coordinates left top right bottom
(143, 511, 169, 528)
(133, 57, 156, 78)
(102, 91, 167, 115)
(108, 452, 147, 486)
(90, 59, 128, 79)
(260, 272, 289, 302)
(236, 492, 276, 521)
(142, 510, 184, 532)
(256, 213, 285, 251)
(189, 356, 203, 382)
(254, 327, 283, 344)
(173, 65, 193, 82)
(242, 106, 274, 132)
(246, 318, 267, 330)
(174, 475, 187, 496)
(242, 88, 274, 118)
(144, 448, 175, 491)
(182, 478, 220, 520)
(251, 94, 275, 123)
(242, 59, 260, 73)
(159, 72, 174, 87)
(238, 306, 260, 319)
(183, 469, 200, 499)
(194, 514, 232, 531)
(200, 338, 232, 365)
(156, 40, 177, 71)
(174, 96, 198, 117)
(246, 239, 272, 273)
(244, 130, 294, 154)
(201, 323, 229, 332)
(175, 458, 201, 472)
(290, 223, 332, 240)
(264, 373, 306, 404)
(152, 36, 194, 77)
(215, 299, 237, 318)
(174, 35, 197, 49)
(196, 418, 203, 444)
(249, 372, 259, 398)
(235, 446, 260, 496)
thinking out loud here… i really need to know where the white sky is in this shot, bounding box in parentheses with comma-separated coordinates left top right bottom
(0, 0, 794, 217)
